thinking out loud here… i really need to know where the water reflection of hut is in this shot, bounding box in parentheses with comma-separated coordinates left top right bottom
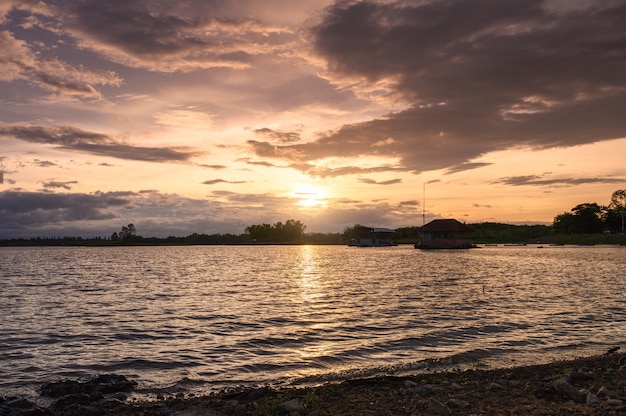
(348, 226, 398, 247)
(415, 219, 476, 249)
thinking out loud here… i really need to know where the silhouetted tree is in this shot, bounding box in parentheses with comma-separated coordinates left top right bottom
(117, 223, 137, 242)
(553, 203, 603, 233)
(609, 189, 626, 233)
(572, 203, 604, 233)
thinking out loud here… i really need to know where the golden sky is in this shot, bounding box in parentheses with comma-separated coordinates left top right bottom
(1, 0, 625, 238)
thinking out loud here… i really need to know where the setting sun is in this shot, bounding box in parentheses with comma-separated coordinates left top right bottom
(291, 185, 329, 208)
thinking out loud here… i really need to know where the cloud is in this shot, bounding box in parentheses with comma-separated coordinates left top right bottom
(202, 179, 246, 185)
(4, 1, 296, 73)
(289, 162, 408, 178)
(153, 109, 215, 130)
(238, 158, 280, 168)
(359, 178, 402, 185)
(0, 122, 202, 162)
(42, 180, 78, 190)
(445, 162, 493, 175)
(34, 160, 57, 167)
(0, 30, 122, 99)
(199, 164, 228, 169)
(245, 0, 626, 174)
(495, 175, 625, 187)
(254, 127, 302, 143)
(242, 146, 409, 178)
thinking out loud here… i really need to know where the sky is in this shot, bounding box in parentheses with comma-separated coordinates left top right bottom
(1, 0, 625, 239)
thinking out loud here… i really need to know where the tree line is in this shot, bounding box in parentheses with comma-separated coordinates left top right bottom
(244, 219, 306, 243)
(102, 220, 310, 245)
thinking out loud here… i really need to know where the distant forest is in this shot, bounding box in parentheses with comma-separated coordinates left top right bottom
(2, 190, 624, 247)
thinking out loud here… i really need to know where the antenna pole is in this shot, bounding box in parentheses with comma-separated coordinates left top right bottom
(422, 182, 426, 226)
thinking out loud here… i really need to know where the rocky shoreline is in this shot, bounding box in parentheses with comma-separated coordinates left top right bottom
(2, 350, 624, 415)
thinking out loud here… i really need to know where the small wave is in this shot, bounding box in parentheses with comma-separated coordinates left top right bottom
(446, 347, 509, 365)
(0, 351, 36, 361)
(71, 358, 202, 373)
(289, 358, 445, 387)
(176, 376, 211, 385)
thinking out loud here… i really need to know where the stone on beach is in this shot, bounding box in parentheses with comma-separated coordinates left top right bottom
(586, 391, 602, 405)
(276, 398, 305, 414)
(553, 377, 586, 402)
(426, 398, 451, 416)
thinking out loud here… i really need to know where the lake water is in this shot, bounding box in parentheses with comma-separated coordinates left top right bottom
(1, 244, 625, 400)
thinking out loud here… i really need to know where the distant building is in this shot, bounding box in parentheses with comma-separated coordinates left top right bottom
(348, 226, 398, 247)
(415, 219, 476, 249)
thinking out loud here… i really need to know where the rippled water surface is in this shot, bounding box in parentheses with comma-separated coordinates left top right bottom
(1, 245, 625, 398)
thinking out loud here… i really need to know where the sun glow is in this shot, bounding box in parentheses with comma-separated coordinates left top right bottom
(291, 185, 328, 208)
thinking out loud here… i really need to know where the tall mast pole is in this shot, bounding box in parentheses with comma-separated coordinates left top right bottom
(422, 182, 426, 226)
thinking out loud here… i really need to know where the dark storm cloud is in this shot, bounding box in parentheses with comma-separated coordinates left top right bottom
(496, 175, 625, 187)
(0, 191, 128, 233)
(0, 123, 202, 162)
(250, 0, 626, 173)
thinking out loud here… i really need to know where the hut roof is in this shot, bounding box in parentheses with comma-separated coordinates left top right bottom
(421, 219, 474, 233)
(369, 227, 395, 233)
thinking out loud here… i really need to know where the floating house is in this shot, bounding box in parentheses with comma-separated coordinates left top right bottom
(348, 226, 398, 247)
(415, 219, 476, 249)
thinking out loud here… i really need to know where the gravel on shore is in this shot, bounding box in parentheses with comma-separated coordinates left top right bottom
(2, 350, 624, 415)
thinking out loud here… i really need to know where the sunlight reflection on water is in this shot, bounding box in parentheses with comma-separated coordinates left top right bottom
(1, 244, 625, 398)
